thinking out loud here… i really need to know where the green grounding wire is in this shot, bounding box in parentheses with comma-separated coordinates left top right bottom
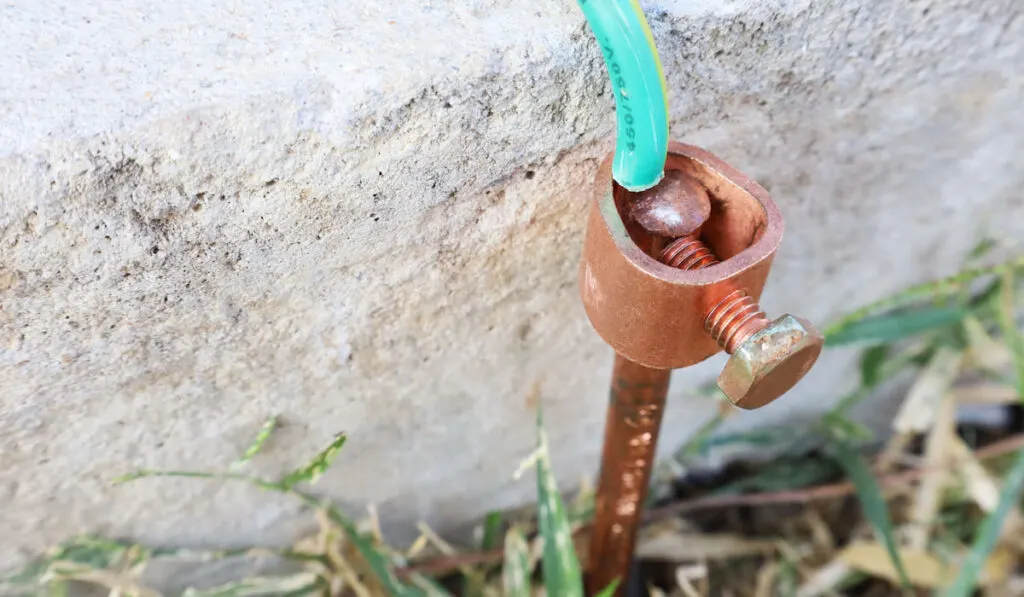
(576, 0, 670, 192)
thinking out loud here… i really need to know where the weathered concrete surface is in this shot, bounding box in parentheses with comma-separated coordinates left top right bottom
(1, 0, 1022, 570)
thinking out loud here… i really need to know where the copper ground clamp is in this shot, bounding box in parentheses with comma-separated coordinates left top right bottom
(580, 142, 823, 595)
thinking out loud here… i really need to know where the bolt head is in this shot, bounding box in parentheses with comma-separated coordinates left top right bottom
(717, 315, 824, 410)
(629, 169, 711, 238)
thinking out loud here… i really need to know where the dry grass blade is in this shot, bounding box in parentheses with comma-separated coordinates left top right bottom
(837, 542, 998, 590)
(951, 383, 1019, 405)
(416, 522, 458, 558)
(878, 347, 962, 472)
(755, 562, 781, 597)
(367, 503, 384, 543)
(312, 509, 372, 597)
(674, 565, 703, 597)
(795, 560, 852, 597)
(804, 508, 836, 555)
(406, 534, 430, 560)
(635, 526, 777, 562)
(906, 390, 956, 550)
(320, 512, 438, 597)
(179, 572, 322, 596)
(40, 561, 161, 597)
(417, 521, 488, 592)
(655, 563, 706, 597)
(948, 438, 1000, 512)
(962, 316, 1015, 374)
(893, 347, 963, 435)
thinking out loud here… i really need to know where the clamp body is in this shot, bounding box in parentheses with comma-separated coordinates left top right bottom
(579, 142, 784, 369)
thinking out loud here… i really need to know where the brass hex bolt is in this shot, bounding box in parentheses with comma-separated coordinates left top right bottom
(717, 314, 823, 409)
(631, 171, 824, 410)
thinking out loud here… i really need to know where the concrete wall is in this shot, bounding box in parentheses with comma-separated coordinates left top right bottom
(1, 0, 1022, 569)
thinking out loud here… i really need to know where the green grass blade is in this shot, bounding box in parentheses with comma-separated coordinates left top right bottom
(409, 574, 453, 597)
(829, 440, 911, 590)
(117, 450, 434, 596)
(819, 413, 873, 444)
(0, 555, 49, 587)
(967, 237, 998, 261)
(1, 537, 146, 593)
(463, 510, 505, 596)
(826, 307, 967, 346)
(481, 511, 503, 550)
(53, 535, 141, 570)
(711, 456, 841, 496)
(860, 344, 891, 387)
(693, 426, 810, 455)
(942, 447, 1024, 597)
(46, 581, 69, 597)
(535, 411, 584, 597)
(831, 344, 928, 415)
(114, 470, 284, 493)
(593, 579, 621, 597)
(777, 554, 798, 597)
(967, 276, 1003, 316)
(824, 256, 1024, 338)
(232, 415, 278, 467)
(279, 432, 347, 489)
(502, 527, 532, 597)
(996, 271, 1024, 398)
(674, 412, 727, 460)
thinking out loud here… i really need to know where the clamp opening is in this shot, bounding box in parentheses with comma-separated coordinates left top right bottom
(611, 147, 773, 269)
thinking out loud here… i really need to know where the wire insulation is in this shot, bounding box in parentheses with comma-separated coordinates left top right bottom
(577, 0, 669, 191)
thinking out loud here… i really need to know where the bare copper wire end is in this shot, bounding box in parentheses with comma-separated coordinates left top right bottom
(628, 169, 711, 238)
